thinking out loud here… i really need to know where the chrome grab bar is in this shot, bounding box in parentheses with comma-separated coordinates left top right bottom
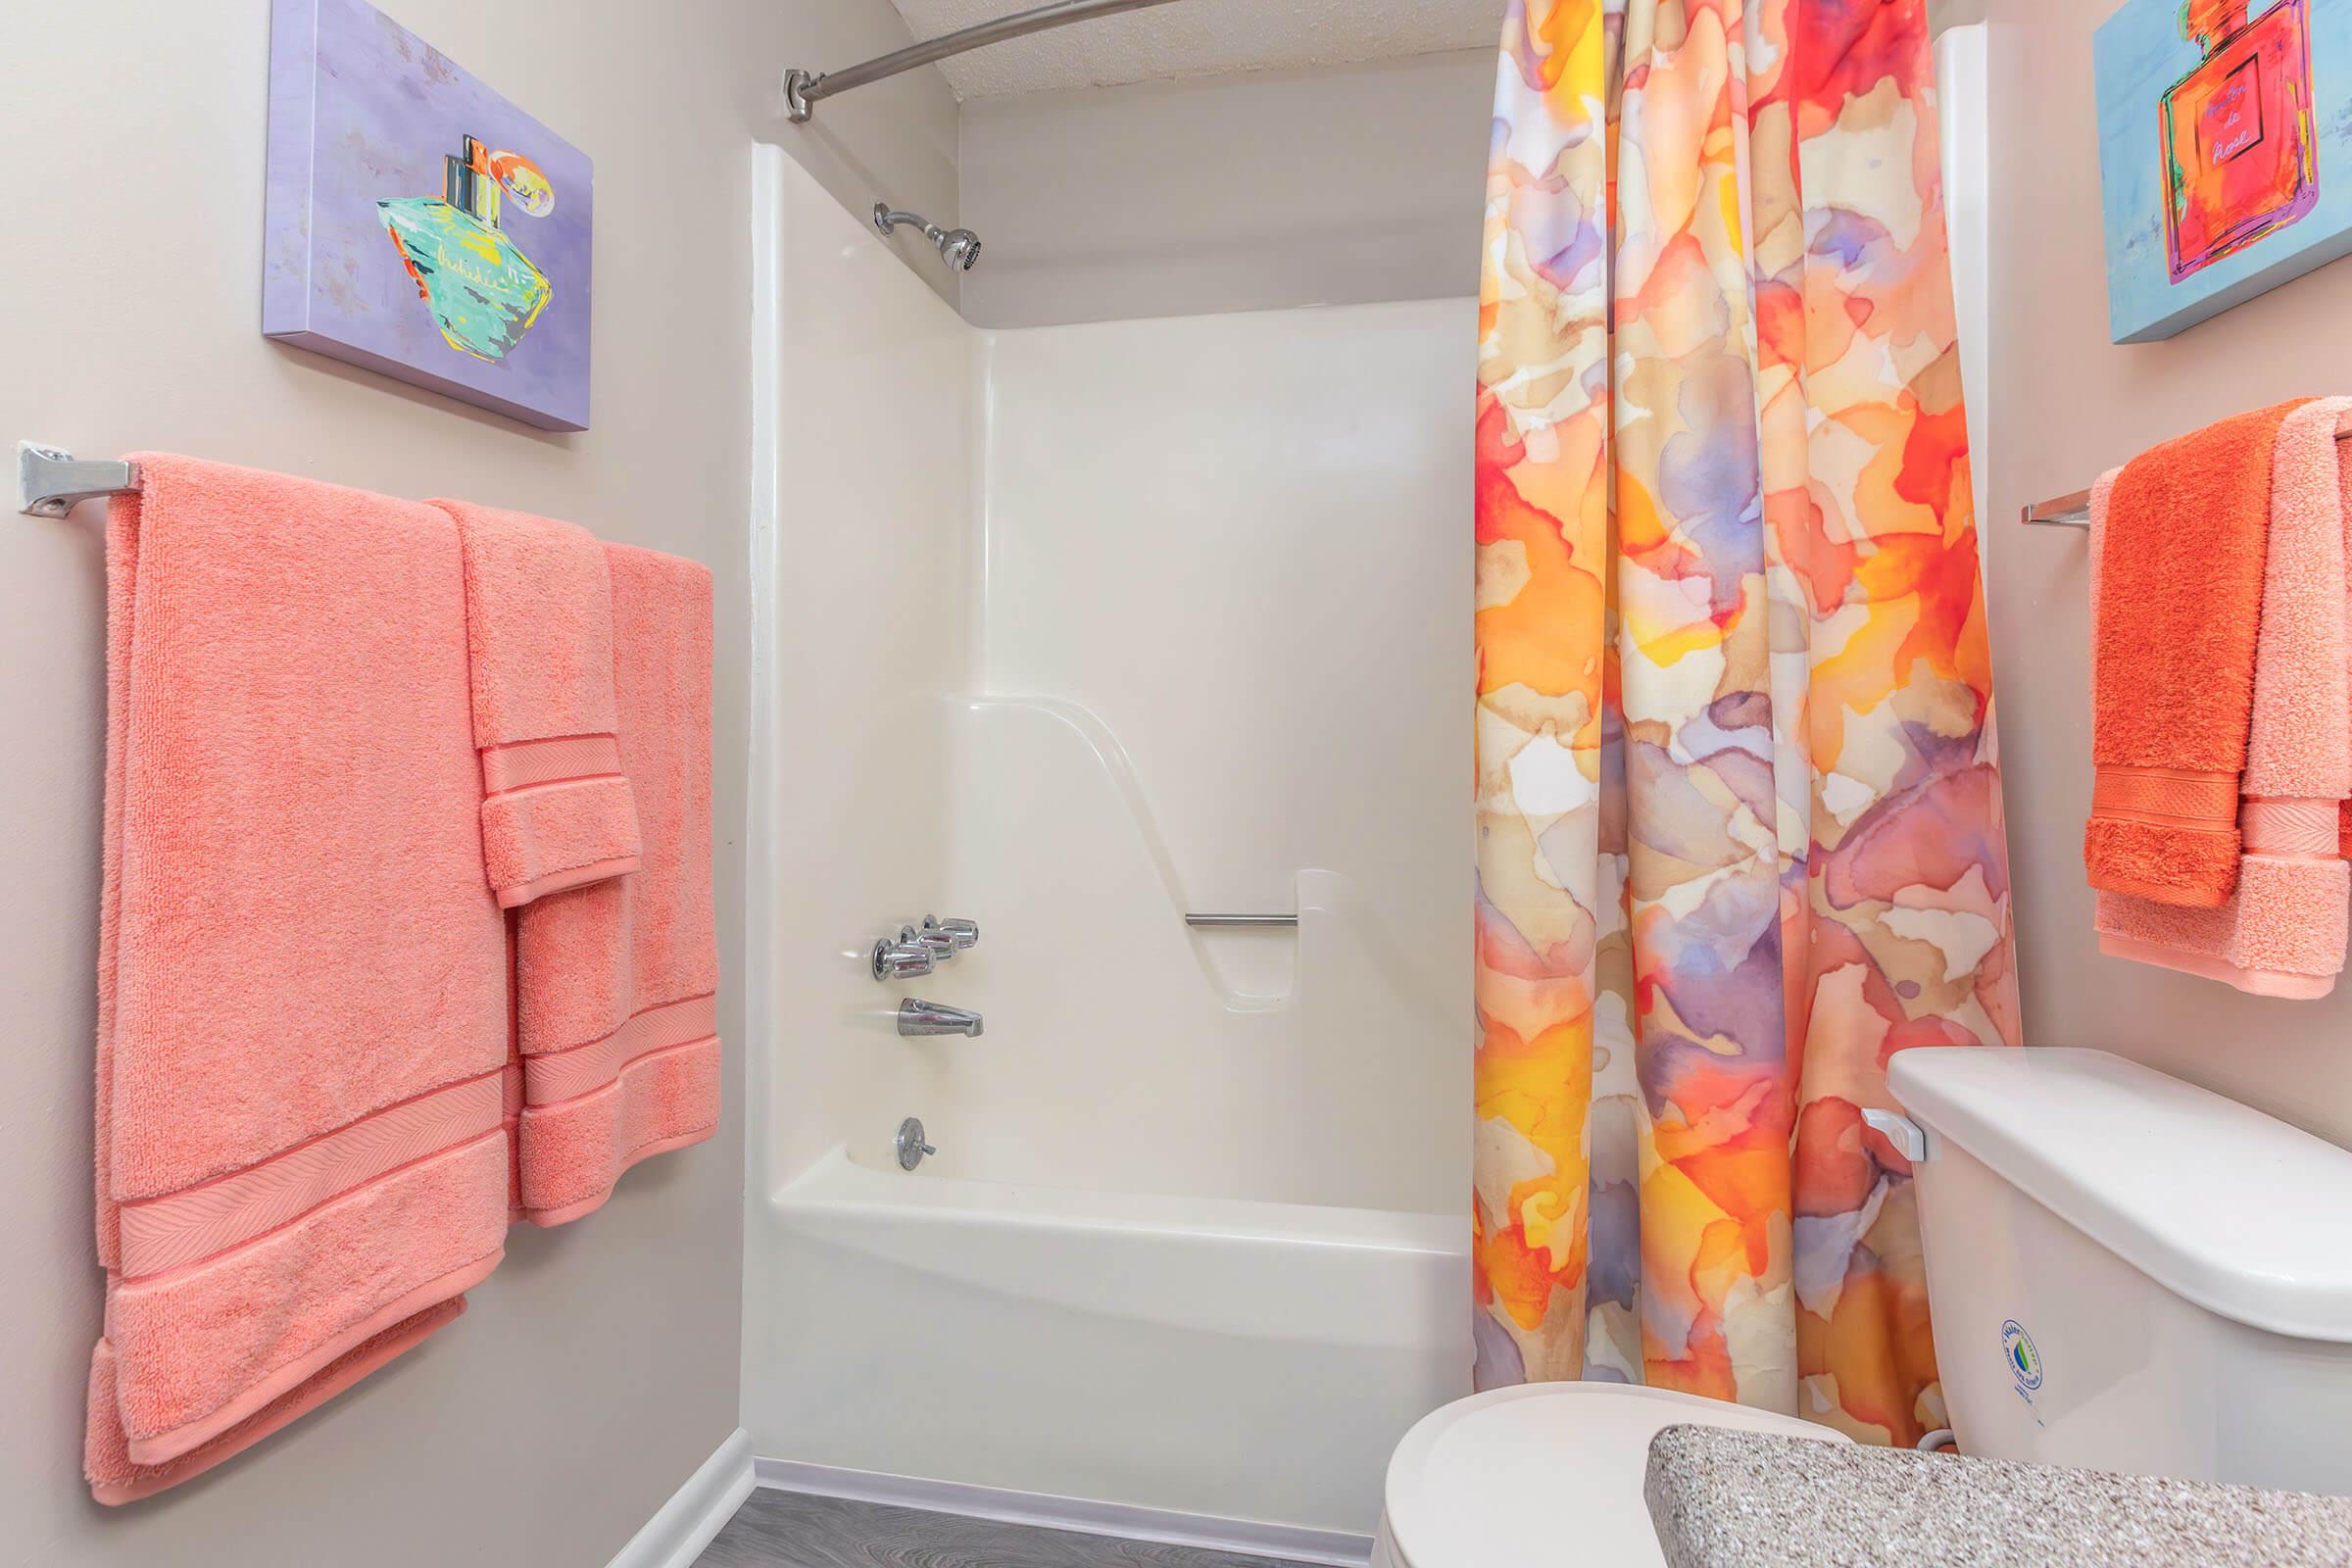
(1184, 913, 1298, 928)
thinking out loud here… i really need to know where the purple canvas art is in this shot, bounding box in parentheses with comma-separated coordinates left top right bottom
(264, 0, 592, 430)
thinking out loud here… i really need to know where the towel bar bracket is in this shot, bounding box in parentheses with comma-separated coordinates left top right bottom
(18, 442, 140, 519)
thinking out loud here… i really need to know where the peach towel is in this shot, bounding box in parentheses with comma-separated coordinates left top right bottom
(2084, 400, 2311, 906)
(428, 500, 642, 909)
(2094, 399, 2352, 998)
(512, 545, 719, 1225)
(89, 457, 510, 1503)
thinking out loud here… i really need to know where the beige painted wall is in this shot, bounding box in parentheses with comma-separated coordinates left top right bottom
(1985, 0, 2352, 1149)
(958, 49, 1496, 328)
(0, 2, 953, 1563)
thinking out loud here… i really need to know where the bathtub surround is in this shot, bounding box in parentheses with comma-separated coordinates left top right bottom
(1473, 0, 2018, 1445)
(746, 151, 1469, 1534)
(2088, 401, 2352, 997)
(2081, 402, 2306, 906)
(431, 499, 642, 909)
(511, 545, 721, 1226)
(88, 457, 512, 1501)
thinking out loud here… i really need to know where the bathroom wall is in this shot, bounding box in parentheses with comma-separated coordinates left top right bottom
(0, 2, 954, 1563)
(958, 50, 1496, 328)
(953, 299, 1475, 1210)
(1984, 0, 2352, 1148)
(957, 10, 1983, 332)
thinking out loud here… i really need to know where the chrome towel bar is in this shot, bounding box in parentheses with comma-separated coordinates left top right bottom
(19, 442, 139, 518)
(2022, 427, 2352, 529)
(1184, 913, 1298, 928)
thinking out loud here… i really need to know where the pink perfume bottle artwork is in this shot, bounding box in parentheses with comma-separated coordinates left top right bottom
(2160, 0, 2320, 280)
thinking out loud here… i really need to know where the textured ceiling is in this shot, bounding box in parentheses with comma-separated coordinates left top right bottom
(885, 0, 1500, 100)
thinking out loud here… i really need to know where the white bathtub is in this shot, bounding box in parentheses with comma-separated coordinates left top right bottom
(741, 1148, 1466, 1544)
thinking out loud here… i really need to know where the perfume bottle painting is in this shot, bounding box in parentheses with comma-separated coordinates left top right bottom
(2160, 0, 2320, 281)
(379, 135, 554, 364)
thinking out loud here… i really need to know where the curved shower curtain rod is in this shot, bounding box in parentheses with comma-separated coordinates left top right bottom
(782, 0, 1192, 122)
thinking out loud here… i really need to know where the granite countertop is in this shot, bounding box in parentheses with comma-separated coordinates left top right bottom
(1643, 1426, 2352, 1568)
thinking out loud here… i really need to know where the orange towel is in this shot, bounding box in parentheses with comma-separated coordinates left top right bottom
(429, 499, 644, 910)
(2085, 400, 2313, 906)
(2094, 400, 2352, 997)
(89, 458, 509, 1503)
(510, 544, 719, 1225)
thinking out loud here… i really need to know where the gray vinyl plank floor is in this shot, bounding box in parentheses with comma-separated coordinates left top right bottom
(693, 1488, 1332, 1568)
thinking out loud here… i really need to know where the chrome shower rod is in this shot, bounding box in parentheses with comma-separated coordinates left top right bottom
(782, 0, 1191, 122)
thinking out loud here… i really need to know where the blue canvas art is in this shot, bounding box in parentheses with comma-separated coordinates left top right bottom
(2096, 0, 2352, 343)
(263, 0, 593, 430)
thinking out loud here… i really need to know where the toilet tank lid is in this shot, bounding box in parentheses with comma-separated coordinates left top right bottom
(1887, 1048, 2352, 1344)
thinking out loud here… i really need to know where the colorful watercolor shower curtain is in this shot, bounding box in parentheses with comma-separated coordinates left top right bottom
(1472, 0, 2020, 1446)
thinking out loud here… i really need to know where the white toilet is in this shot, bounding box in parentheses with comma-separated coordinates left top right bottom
(1374, 1049, 2352, 1566)
(1888, 1046, 2352, 1494)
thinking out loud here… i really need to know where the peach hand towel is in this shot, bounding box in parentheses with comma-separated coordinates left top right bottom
(511, 544, 719, 1225)
(429, 500, 642, 909)
(2094, 399, 2352, 998)
(2085, 400, 2312, 906)
(89, 457, 511, 1504)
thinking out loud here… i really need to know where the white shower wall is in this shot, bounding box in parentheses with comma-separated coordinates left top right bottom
(747, 152, 1474, 1533)
(952, 301, 1475, 1211)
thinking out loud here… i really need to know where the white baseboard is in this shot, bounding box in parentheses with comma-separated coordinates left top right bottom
(752, 1456, 1373, 1567)
(608, 1428, 757, 1568)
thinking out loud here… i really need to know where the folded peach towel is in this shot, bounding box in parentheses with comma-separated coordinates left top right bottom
(89, 457, 511, 1504)
(511, 544, 719, 1225)
(2085, 400, 2313, 906)
(2094, 399, 2352, 998)
(429, 500, 642, 909)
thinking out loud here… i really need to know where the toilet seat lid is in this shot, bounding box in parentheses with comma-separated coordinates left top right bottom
(1382, 1383, 1848, 1568)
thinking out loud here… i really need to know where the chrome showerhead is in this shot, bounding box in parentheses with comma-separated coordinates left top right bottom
(874, 203, 984, 272)
(937, 227, 983, 271)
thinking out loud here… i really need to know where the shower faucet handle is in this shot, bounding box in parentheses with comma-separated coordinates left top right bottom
(922, 914, 979, 953)
(872, 930, 936, 982)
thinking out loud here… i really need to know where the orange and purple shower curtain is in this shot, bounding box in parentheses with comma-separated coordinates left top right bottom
(1473, 0, 2020, 1445)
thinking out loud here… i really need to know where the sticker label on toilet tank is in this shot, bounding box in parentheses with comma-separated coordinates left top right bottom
(2001, 1320, 2043, 1391)
(2002, 1319, 2047, 1426)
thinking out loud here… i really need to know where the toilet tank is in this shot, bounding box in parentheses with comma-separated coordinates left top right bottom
(1887, 1048, 2352, 1494)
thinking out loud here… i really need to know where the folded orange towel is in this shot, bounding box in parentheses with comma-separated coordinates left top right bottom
(429, 500, 642, 909)
(2085, 400, 2312, 906)
(89, 458, 510, 1503)
(2094, 399, 2352, 997)
(511, 544, 719, 1225)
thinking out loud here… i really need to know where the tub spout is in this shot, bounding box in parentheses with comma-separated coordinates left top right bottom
(899, 999, 983, 1038)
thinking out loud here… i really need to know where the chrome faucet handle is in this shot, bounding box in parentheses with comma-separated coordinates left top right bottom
(923, 914, 979, 952)
(908, 920, 959, 960)
(872, 932, 936, 982)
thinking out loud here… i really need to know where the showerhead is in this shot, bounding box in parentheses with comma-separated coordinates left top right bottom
(874, 203, 984, 272)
